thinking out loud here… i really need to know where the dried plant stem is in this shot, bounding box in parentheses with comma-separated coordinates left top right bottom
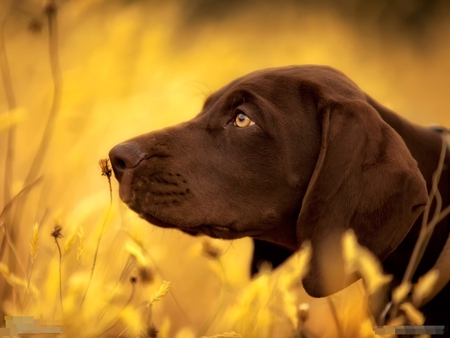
(25, 223, 39, 305)
(23, 2, 62, 187)
(0, 18, 17, 209)
(0, 176, 44, 223)
(96, 256, 134, 324)
(24, 261, 35, 306)
(10, 0, 63, 250)
(98, 280, 136, 337)
(80, 159, 114, 306)
(0, 176, 43, 267)
(107, 173, 112, 204)
(0, 224, 25, 274)
(80, 202, 112, 307)
(53, 235, 63, 313)
(402, 135, 447, 285)
(390, 134, 448, 319)
(197, 259, 227, 337)
(0, 20, 18, 314)
(327, 297, 343, 338)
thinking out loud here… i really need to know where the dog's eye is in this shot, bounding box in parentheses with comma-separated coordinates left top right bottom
(234, 113, 255, 128)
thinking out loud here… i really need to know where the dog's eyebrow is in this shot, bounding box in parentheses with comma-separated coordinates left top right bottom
(227, 89, 267, 115)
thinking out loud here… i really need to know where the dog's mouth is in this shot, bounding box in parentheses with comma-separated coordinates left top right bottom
(117, 168, 265, 240)
(139, 212, 247, 239)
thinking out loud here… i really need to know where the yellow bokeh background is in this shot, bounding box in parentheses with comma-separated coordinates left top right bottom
(0, 0, 449, 337)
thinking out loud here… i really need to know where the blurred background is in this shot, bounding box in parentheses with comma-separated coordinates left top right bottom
(0, 0, 449, 337)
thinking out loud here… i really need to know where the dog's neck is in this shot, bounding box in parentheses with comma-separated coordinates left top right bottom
(368, 95, 450, 282)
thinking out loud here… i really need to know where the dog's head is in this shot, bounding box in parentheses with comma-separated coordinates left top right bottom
(109, 65, 427, 296)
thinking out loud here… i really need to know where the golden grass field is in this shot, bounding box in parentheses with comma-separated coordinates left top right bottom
(0, 0, 450, 337)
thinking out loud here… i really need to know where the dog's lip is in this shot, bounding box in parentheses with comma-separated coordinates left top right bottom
(139, 213, 263, 237)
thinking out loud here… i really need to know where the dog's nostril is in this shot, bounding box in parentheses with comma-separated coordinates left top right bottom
(109, 142, 146, 181)
(115, 158, 126, 171)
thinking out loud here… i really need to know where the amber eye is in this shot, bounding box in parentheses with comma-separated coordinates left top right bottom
(234, 113, 255, 128)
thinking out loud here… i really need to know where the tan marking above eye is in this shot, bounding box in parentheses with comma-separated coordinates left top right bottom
(234, 113, 255, 128)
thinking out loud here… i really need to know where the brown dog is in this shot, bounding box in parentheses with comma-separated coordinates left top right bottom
(109, 66, 450, 329)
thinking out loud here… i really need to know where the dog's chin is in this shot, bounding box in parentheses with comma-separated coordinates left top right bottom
(130, 210, 262, 240)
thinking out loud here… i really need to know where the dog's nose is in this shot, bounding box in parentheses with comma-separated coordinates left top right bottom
(109, 142, 145, 182)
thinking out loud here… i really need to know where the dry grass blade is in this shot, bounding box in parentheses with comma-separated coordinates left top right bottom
(389, 133, 449, 319)
(80, 159, 114, 307)
(23, 1, 62, 187)
(0, 176, 43, 289)
(196, 258, 227, 337)
(25, 222, 40, 301)
(0, 17, 18, 209)
(0, 18, 18, 310)
(327, 297, 343, 338)
(8, 0, 64, 263)
(403, 134, 447, 283)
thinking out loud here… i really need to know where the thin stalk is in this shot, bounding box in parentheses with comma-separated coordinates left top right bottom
(80, 164, 113, 308)
(0, 17, 17, 209)
(23, 1, 62, 187)
(11, 0, 63, 251)
(51, 226, 64, 313)
(0, 18, 18, 305)
(327, 297, 343, 338)
(196, 258, 227, 336)
(97, 279, 136, 337)
(390, 134, 448, 319)
(80, 206, 111, 307)
(0, 176, 43, 271)
(402, 135, 447, 285)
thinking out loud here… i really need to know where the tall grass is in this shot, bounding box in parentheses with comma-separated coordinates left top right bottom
(0, 1, 449, 337)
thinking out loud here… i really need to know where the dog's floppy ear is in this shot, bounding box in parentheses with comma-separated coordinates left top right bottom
(298, 99, 428, 297)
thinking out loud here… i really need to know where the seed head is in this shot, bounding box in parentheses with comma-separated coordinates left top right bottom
(30, 222, 40, 262)
(51, 225, 63, 239)
(99, 158, 112, 179)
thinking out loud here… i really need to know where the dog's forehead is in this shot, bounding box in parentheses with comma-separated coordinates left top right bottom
(204, 65, 364, 107)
